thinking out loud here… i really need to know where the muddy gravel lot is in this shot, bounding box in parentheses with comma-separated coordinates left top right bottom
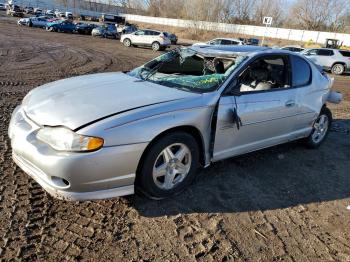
(1, 14, 350, 261)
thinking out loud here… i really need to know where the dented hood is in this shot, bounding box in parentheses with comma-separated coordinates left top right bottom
(23, 72, 195, 130)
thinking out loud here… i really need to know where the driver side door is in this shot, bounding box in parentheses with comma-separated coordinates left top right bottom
(213, 54, 300, 161)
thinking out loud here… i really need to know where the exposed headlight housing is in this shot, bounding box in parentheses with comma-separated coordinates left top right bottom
(36, 127, 104, 152)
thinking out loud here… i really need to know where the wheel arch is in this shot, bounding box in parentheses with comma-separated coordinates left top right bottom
(135, 125, 206, 179)
(331, 61, 347, 69)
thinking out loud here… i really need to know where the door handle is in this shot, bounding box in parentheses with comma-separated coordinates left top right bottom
(285, 100, 295, 107)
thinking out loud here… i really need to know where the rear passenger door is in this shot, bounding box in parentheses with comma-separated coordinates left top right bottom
(147, 30, 160, 45)
(315, 49, 334, 68)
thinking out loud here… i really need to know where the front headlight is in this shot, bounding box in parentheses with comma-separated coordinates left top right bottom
(36, 127, 104, 152)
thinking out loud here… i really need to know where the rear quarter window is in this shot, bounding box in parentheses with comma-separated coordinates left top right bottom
(339, 51, 350, 57)
(291, 55, 312, 87)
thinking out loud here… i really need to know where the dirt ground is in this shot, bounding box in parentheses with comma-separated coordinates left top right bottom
(1, 13, 350, 261)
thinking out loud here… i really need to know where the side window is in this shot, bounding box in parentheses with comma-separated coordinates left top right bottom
(135, 30, 145, 36)
(239, 56, 290, 93)
(307, 49, 317, 55)
(291, 55, 311, 87)
(317, 49, 333, 56)
(221, 39, 232, 45)
(339, 51, 350, 57)
(209, 39, 221, 45)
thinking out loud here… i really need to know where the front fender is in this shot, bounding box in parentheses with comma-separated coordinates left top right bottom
(78, 105, 215, 165)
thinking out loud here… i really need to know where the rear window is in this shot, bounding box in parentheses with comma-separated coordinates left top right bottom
(339, 51, 350, 57)
(291, 55, 311, 87)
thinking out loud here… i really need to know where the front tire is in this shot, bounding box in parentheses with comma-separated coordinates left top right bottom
(123, 38, 131, 47)
(46, 26, 54, 32)
(304, 107, 332, 148)
(137, 132, 199, 199)
(331, 63, 345, 75)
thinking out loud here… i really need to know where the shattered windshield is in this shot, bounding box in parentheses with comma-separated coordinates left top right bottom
(127, 48, 246, 93)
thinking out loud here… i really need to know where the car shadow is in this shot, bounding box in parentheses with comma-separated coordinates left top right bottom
(129, 119, 350, 217)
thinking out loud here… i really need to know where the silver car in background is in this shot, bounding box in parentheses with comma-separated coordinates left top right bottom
(193, 38, 244, 46)
(121, 29, 171, 51)
(8, 46, 342, 201)
(302, 48, 350, 75)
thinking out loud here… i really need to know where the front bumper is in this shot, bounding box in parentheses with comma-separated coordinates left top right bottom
(9, 107, 148, 201)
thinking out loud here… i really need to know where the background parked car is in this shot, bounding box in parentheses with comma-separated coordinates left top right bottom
(121, 29, 171, 51)
(65, 12, 73, 20)
(0, 3, 7, 11)
(17, 17, 30, 26)
(117, 23, 138, 34)
(56, 11, 65, 18)
(46, 20, 76, 33)
(46, 9, 55, 16)
(28, 16, 49, 28)
(193, 38, 243, 46)
(23, 6, 34, 14)
(33, 8, 43, 16)
(281, 46, 304, 52)
(239, 37, 259, 45)
(165, 32, 178, 45)
(75, 22, 97, 35)
(91, 24, 118, 39)
(302, 48, 350, 75)
(6, 4, 23, 17)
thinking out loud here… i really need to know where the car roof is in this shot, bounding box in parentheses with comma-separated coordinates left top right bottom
(190, 45, 271, 56)
(144, 29, 162, 32)
(212, 38, 242, 42)
(282, 45, 303, 48)
(305, 47, 339, 51)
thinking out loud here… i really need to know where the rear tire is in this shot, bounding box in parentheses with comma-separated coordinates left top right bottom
(304, 106, 332, 148)
(137, 132, 199, 199)
(46, 26, 54, 32)
(123, 38, 131, 47)
(331, 63, 345, 75)
(151, 41, 160, 51)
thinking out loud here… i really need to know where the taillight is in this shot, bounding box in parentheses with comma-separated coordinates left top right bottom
(160, 35, 165, 39)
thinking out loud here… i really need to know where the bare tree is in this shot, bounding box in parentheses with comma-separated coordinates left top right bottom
(222, 0, 254, 23)
(290, 0, 349, 31)
(253, 0, 285, 26)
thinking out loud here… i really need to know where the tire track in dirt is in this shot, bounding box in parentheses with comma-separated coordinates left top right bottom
(1, 14, 350, 261)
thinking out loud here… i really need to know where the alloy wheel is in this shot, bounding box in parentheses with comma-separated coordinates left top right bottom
(152, 143, 192, 190)
(312, 114, 329, 144)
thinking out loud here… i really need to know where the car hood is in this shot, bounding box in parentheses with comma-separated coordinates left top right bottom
(23, 72, 197, 130)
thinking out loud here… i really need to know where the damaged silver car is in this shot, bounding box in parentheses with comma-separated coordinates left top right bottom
(8, 46, 342, 201)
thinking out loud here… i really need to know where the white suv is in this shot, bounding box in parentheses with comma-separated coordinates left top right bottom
(302, 48, 350, 75)
(121, 29, 171, 51)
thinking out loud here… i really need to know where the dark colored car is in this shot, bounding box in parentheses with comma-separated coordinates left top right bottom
(165, 32, 178, 45)
(239, 37, 260, 46)
(91, 24, 118, 39)
(1, 3, 7, 11)
(24, 6, 34, 14)
(75, 22, 97, 35)
(46, 20, 76, 33)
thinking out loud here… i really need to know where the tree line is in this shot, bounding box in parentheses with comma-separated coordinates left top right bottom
(55, 0, 350, 32)
(136, 0, 350, 32)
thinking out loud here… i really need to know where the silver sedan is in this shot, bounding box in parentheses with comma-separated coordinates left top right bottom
(8, 46, 342, 201)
